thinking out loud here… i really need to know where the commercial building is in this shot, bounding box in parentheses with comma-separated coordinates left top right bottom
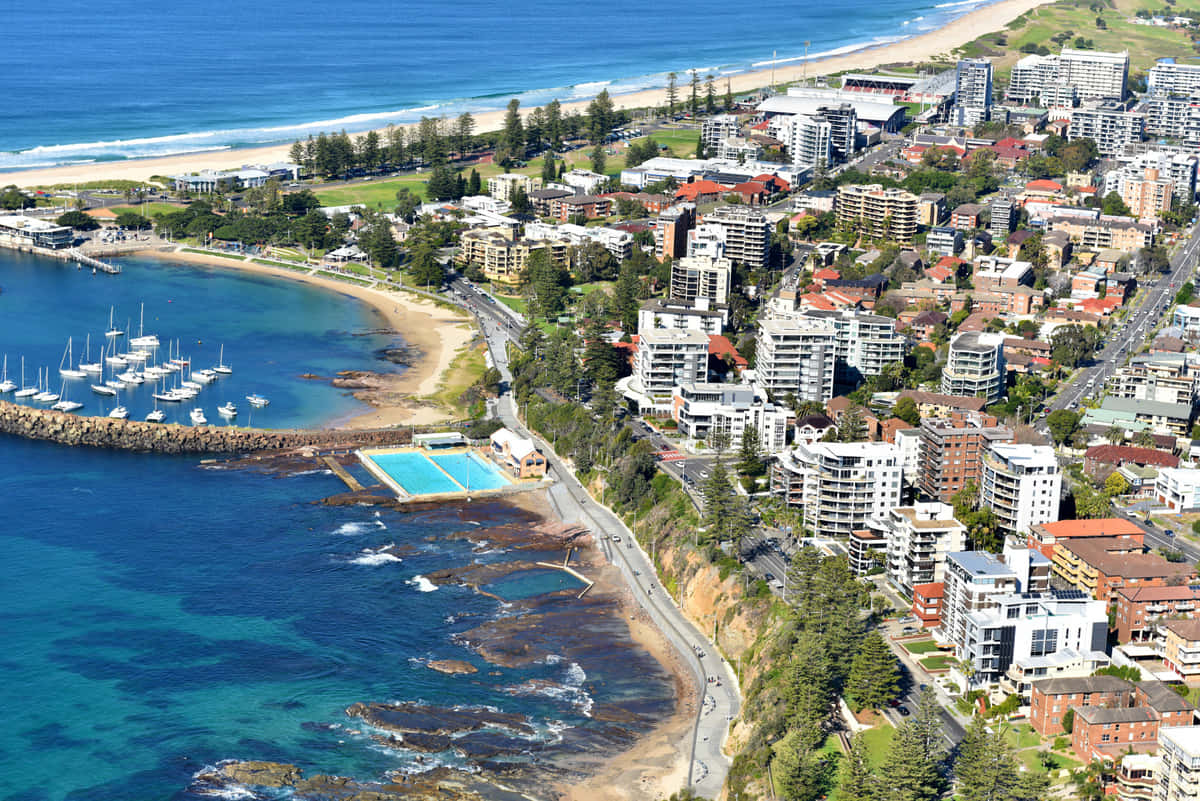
(629, 328, 710, 408)
(917, 410, 1014, 501)
(755, 317, 838, 402)
(0, 215, 73, 249)
(875, 501, 967, 596)
(953, 58, 994, 126)
(1052, 536, 1198, 604)
(672, 382, 791, 453)
(488, 428, 547, 478)
(770, 441, 903, 539)
(1157, 468, 1200, 513)
(981, 443, 1061, 536)
(941, 331, 1007, 403)
(834, 184, 919, 245)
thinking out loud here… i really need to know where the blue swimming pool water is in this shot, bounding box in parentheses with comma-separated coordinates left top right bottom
(485, 569, 586, 601)
(365, 451, 462, 495)
(429, 452, 512, 491)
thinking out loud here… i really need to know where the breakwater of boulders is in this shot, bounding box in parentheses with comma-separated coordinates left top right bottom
(0, 401, 413, 454)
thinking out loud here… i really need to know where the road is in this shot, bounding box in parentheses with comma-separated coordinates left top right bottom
(444, 272, 739, 795)
(1049, 220, 1200, 413)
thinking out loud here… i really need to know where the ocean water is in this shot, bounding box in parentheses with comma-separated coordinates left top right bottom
(0, 250, 400, 427)
(0, 254, 675, 800)
(2, 0, 995, 170)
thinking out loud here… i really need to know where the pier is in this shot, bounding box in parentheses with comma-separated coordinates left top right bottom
(66, 248, 121, 274)
(322, 456, 364, 491)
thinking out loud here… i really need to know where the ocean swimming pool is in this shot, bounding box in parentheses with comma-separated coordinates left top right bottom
(358, 448, 512, 498)
(429, 451, 511, 491)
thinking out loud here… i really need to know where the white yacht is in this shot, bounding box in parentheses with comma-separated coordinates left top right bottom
(145, 408, 166, 423)
(246, 394, 270, 408)
(14, 358, 37, 398)
(108, 406, 129, 420)
(0, 356, 15, 393)
(218, 401, 238, 418)
(129, 304, 160, 349)
(213, 344, 232, 375)
(79, 334, 102, 374)
(189, 408, 208, 426)
(105, 306, 123, 339)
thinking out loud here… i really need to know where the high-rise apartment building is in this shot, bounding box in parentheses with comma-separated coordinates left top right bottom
(953, 58, 994, 126)
(835, 184, 919, 245)
(669, 255, 733, 305)
(941, 331, 1007, 403)
(771, 441, 903, 539)
(917, 410, 1014, 501)
(981, 443, 1062, 536)
(756, 317, 838, 403)
(877, 501, 968, 596)
(700, 205, 771, 270)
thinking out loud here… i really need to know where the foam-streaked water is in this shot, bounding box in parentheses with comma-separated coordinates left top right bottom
(2, 0, 995, 169)
(0, 255, 675, 800)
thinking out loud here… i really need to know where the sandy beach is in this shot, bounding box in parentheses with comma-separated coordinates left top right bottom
(161, 249, 476, 428)
(10, 0, 1056, 189)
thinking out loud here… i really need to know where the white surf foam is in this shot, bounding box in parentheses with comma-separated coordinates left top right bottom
(410, 575, 438, 592)
(351, 552, 403, 566)
(333, 522, 371, 535)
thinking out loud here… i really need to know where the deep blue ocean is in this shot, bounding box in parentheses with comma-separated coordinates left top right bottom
(3, 0, 993, 170)
(0, 252, 674, 800)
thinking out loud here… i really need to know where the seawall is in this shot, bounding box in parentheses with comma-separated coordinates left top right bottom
(0, 400, 414, 454)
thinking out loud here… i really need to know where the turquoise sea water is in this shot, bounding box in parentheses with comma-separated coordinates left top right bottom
(0, 253, 674, 800)
(3, 0, 996, 169)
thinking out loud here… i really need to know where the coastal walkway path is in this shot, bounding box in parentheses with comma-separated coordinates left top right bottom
(455, 280, 740, 797)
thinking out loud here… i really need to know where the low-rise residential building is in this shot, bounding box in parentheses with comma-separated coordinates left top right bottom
(671, 382, 791, 454)
(1108, 353, 1200, 407)
(770, 441, 903, 539)
(1083, 397, 1194, 438)
(549, 194, 612, 221)
(1006, 649, 1111, 700)
(973, 256, 1033, 291)
(950, 202, 986, 231)
(1115, 586, 1200, 644)
(926, 226, 963, 257)
(1030, 675, 1140, 736)
(912, 582, 945, 628)
(981, 443, 1061, 536)
(917, 410, 1014, 501)
(896, 390, 988, 418)
(873, 502, 967, 596)
(456, 227, 570, 285)
(524, 221, 633, 261)
(1028, 518, 1145, 560)
(1053, 536, 1199, 604)
(1157, 468, 1200, 513)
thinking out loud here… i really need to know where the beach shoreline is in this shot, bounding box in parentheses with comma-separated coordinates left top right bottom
(9, 0, 1055, 189)
(153, 249, 476, 428)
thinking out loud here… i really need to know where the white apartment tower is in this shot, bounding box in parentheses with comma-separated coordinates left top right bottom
(941, 331, 1007, 403)
(669, 255, 733, 305)
(797, 309, 907, 385)
(631, 328, 710, 405)
(1156, 726, 1200, 801)
(700, 205, 771, 270)
(877, 501, 968, 597)
(701, 114, 740, 152)
(771, 441, 903, 539)
(981, 443, 1062, 536)
(954, 58, 994, 126)
(756, 317, 838, 403)
(778, 113, 833, 170)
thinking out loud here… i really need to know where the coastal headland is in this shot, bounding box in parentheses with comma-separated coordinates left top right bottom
(6, 0, 1057, 188)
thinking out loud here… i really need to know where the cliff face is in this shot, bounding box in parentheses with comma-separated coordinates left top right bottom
(0, 401, 413, 453)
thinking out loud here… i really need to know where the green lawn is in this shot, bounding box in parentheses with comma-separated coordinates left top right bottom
(988, 0, 1196, 76)
(182, 247, 244, 261)
(903, 638, 942, 655)
(313, 177, 431, 209)
(823, 725, 896, 801)
(647, 129, 700, 158)
(921, 654, 955, 671)
(251, 258, 308, 272)
(1003, 723, 1043, 750)
(110, 202, 185, 218)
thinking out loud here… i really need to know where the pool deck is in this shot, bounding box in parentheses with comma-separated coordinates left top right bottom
(356, 445, 552, 503)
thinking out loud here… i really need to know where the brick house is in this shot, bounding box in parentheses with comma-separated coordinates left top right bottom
(489, 428, 548, 478)
(1114, 586, 1200, 643)
(1030, 675, 1136, 736)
